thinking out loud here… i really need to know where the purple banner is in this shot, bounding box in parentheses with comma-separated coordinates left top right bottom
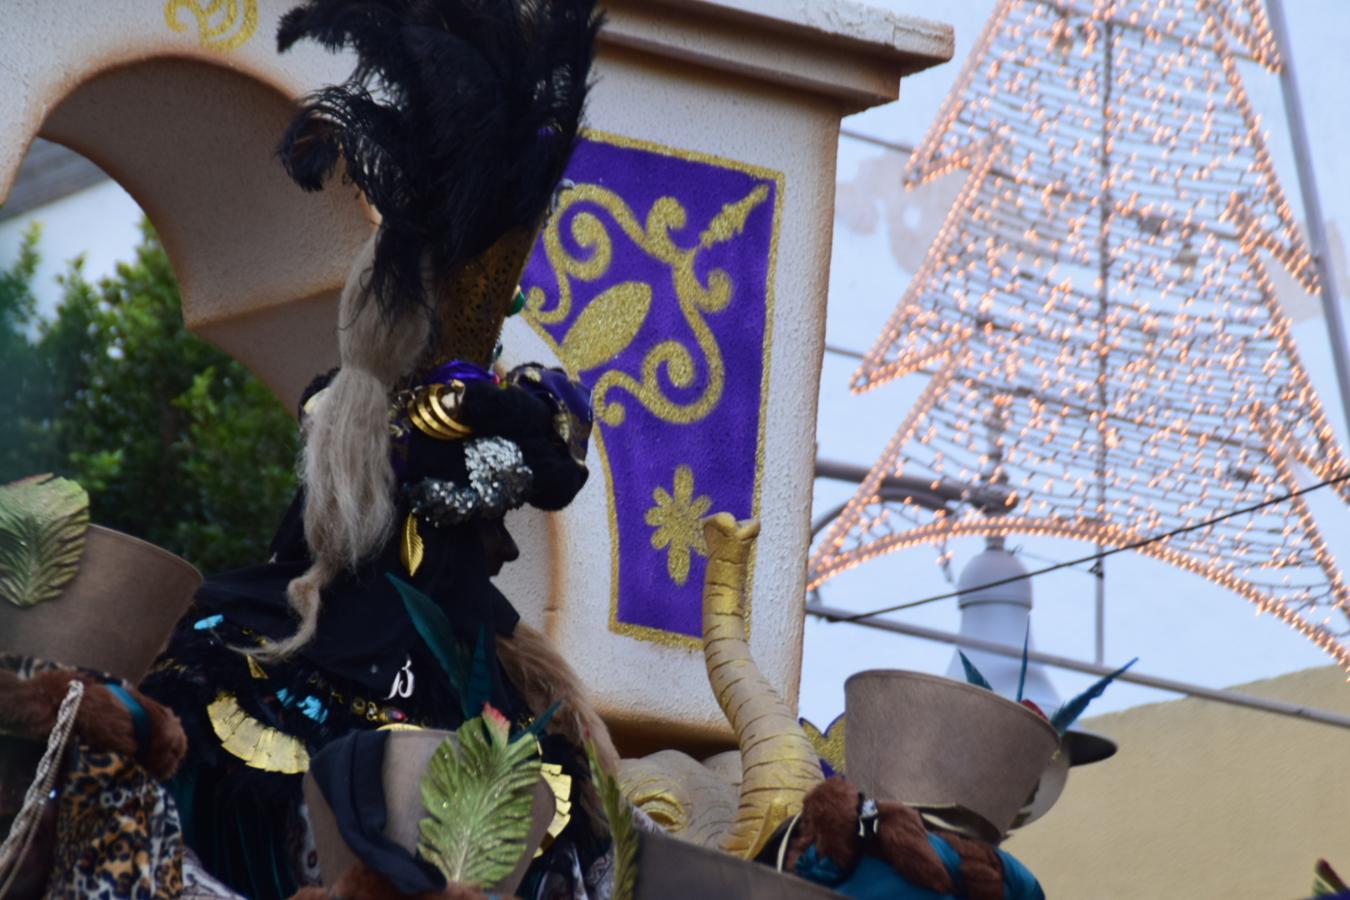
(522, 132, 781, 642)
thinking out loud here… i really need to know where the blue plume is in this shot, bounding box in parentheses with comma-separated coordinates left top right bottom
(519, 701, 561, 742)
(1050, 658, 1138, 734)
(958, 651, 993, 691)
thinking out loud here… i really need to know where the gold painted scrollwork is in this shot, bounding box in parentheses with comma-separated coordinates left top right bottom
(527, 183, 771, 428)
(165, 0, 258, 52)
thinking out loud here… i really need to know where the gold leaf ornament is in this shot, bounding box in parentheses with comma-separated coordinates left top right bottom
(533, 763, 574, 858)
(0, 475, 90, 609)
(401, 514, 425, 576)
(417, 706, 543, 888)
(558, 281, 653, 373)
(208, 692, 310, 774)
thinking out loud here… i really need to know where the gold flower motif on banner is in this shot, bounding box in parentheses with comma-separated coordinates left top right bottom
(645, 465, 711, 586)
(165, 0, 258, 52)
(528, 181, 771, 428)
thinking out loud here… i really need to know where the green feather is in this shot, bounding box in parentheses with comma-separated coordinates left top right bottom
(588, 742, 638, 900)
(1050, 658, 1138, 734)
(958, 651, 993, 691)
(417, 707, 543, 888)
(0, 475, 90, 609)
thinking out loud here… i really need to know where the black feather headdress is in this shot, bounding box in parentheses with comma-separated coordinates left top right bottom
(277, 0, 603, 329)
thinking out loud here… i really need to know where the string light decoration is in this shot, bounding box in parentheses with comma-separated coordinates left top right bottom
(810, 0, 1350, 669)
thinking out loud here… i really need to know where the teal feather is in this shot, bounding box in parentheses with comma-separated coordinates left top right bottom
(958, 651, 993, 691)
(1050, 658, 1138, 733)
(388, 575, 463, 692)
(519, 701, 560, 742)
(465, 625, 494, 720)
(389, 575, 487, 717)
(1016, 625, 1030, 701)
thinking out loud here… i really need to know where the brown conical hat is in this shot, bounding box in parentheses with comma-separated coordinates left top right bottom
(0, 525, 200, 685)
(843, 670, 1059, 843)
(304, 729, 555, 897)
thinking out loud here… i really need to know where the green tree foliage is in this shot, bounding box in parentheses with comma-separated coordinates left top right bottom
(0, 219, 299, 572)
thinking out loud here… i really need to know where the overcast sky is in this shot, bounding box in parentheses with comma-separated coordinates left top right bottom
(799, 0, 1350, 728)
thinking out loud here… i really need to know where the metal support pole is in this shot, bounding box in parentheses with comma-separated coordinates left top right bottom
(1093, 19, 1114, 666)
(1267, 0, 1350, 441)
(806, 602, 1350, 731)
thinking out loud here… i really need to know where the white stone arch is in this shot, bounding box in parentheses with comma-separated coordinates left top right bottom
(0, 3, 370, 408)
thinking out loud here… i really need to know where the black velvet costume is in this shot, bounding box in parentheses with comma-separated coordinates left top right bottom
(145, 1, 607, 893)
(143, 365, 605, 899)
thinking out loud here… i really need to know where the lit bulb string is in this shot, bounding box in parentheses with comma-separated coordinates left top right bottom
(815, 466, 1350, 625)
(814, 0, 1350, 669)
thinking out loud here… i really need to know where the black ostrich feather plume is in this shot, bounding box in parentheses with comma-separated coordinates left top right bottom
(276, 0, 604, 322)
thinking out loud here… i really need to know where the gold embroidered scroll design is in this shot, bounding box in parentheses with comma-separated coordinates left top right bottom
(165, 0, 258, 52)
(528, 183, 771, 428)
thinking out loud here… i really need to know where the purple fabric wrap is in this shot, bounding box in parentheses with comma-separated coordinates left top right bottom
(523, 135, 779, 640)
(424, 359, 497, 386)
(389, 360, 497, 478)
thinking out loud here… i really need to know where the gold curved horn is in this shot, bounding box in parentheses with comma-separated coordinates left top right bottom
(701, 513, 823, 859)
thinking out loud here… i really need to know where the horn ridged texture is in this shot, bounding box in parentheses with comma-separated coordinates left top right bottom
(276, 0, 604, 327)
(701, 514, 823, 859)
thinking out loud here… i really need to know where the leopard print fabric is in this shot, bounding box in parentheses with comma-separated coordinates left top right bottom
(43, 746, 184, 900)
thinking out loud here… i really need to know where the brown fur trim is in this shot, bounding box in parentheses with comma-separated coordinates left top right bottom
(785, 777, 863, 875)
(496, 621, 618, 828)
(0, 669, 186, 780)
(317, 862, 513, 900)
(332, 863, 408, 899)
(0, 670, 66, 736)
(934, 828, 1005, 900)
(874, 801, 954, 895)
(132, 688, 188, 780)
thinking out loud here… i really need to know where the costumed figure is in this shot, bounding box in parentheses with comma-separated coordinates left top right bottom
(765, 669, 1055, 900)
(141, 2, 618, 897)
(774, 658, 1130, 900)
(0, 476, 238, 899)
